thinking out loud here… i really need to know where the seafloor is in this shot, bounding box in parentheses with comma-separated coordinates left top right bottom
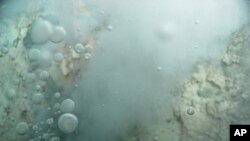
(0, 0, 250, 141)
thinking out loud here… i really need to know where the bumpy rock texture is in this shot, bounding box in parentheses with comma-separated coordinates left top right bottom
(173, 26, 250, 141)
(0, 1, 249, 141)
(0, 1, 100, 140)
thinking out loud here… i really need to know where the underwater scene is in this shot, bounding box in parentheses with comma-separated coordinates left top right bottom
(0, 0, 250, 141)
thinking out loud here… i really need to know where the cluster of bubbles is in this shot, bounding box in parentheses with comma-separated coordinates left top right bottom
(15, 91, 78, 141)
(28, 18, 91, 66)
(14, 92, 79, 140)
(30, 19, 66, 44)
(11, 17, 85, 141)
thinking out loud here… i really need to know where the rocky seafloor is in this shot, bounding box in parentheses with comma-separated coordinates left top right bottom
(0, 0, 250, 141)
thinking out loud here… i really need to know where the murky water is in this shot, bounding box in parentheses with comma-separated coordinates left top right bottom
(0, 0, 250, 141)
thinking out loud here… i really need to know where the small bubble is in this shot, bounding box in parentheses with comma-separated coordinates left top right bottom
(28, 48, 41, 61)
(40, 70, 50, 80)
(23, 73, 36, 83)
(187, 107, 195, 115)
(107, 25, 113, 31)
(32, 125, 38, 131)
(1, 47, 8, 54)
(153, 136, 159, 141)
(46, 118, 54, 125)
(54, 103, 61, 110)
(50, 26, 66, 43)
(32, 93, 44, 104)
(5, 88, 16, 100)
(157, 66, 162, 71)
(84, 53, 92, 60)
(43, 133, 49, 140)
(49, 136, 60, 141)
(54, 92, 61, 99)
(16, 122, 29, 135)
(74, 43, 86, 53)
(36, 84, 41, 91)
(60, 99, 75, 113)
(54, 52, 64, 62)
(195, 20, 200, 24)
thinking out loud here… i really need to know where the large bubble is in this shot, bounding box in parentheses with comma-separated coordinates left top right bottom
(60, 99, 75, 113)
(30, 19, 53, 44)
(57, 113, 78, 134)
(32, 93, 44, 104)
(28, 48, 41, 61)
(50, 26, 66, 43)
(16, 122, 29, 135)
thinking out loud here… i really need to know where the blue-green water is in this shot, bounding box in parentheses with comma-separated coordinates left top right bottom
(0, 0, 250, 141)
